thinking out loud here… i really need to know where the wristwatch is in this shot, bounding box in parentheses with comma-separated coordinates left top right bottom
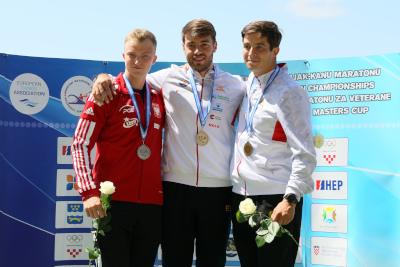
(283, 194, 298, 204)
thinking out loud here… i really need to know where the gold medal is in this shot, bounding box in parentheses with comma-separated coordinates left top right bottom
(137, 144, 151, 160)
(243, 141, 253, 156)
(196, 130, 209, 146)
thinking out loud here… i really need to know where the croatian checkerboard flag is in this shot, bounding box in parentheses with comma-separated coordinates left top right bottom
(316, 138, 348, 167)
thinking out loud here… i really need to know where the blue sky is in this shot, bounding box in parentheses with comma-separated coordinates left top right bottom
(1, 0, 399, 63)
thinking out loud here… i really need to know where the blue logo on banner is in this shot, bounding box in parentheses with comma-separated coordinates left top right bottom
(316, 179, 343, 191)
(67, 204, 83, 212)
(67, 215, 84, 224)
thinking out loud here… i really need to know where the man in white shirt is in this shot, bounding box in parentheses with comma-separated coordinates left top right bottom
(92, 19, 245, 267)
(231, 20, 316, 267)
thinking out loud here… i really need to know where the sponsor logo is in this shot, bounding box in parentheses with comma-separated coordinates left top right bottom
(212, 103, 223, 112)
(66, 234, 83, 244)
(152, 103, 161, 118)
(311, 237, 347, 266)
(209, 114, 222, 120)
(316, 179, 343, 191)
(316, 138, 348, 166)
(57, 137, 73, 164)
(60, 76, 92, 116)
(154, 123, 160, 130)
(56, 169, 80, 197)
(66, 248, 82, 258)
(67, 204, 83, 212)
(84, 107, 94, 116)
(312, 204, 347, 233)
(312, 172, 348, 200)
(56, 202, 92, 229)
(313, 245, 320, 255)
(214, 94, 230, 102)
(322, 207, 336, 224)
(66, 174, 79, 191)
(177, 78, 189, 88)
(119, 104, 135, 114)
(54, 233, 93, 261)
(67, 215, 84, 224)
(208, 122, 220, 128)
(216, 86, 225, 92)
(123, 117, 138, 128)
(62, 145, 71, 156)
(9, 73, 49, 115)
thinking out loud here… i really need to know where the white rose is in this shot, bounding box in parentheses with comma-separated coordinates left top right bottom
(99, 181, 116, 195)
(239, 198, 256, 215)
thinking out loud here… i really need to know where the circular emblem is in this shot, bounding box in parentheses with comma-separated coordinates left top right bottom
(9, 73, 49, 115)
(60, 76, 93, 116)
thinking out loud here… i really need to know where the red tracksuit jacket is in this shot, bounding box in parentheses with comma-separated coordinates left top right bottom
(72, 73, 165, 205)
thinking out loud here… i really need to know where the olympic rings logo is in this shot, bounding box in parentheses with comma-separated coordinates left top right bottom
(66, 234, 83, 243)
(325, 140, 336, 148)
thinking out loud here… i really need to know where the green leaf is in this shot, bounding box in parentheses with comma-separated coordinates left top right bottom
(236, 210, 247, 223)
(92, 219, 99, 229)
(260, 218, 271, 228)
(264, 232, 275, 243)
(268, 221, 280, 236)
(256, 228, 269, 236)
(85, 247, 100, 260)
(255, 235, 266, 248)
(98, 230, 105, 236)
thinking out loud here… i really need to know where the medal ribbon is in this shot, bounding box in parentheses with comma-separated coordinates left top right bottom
(245, 66, 280, 134)
(188, 66, 217, 128)
(123, 74, 151, 141)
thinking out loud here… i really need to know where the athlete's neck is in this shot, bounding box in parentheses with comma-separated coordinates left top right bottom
(253, 63, 277, 78)
(124, 71, 146, 90)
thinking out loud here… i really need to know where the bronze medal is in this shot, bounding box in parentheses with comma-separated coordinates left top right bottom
(196, 130, 209, 146)
(243, 141, 253, 156)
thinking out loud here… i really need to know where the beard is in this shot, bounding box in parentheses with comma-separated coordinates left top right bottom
(187, 56, 213, 74)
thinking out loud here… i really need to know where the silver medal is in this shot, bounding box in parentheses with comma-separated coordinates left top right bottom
(137, 144, 151, 160)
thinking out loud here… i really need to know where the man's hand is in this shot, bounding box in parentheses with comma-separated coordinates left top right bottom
(83, 196, 106, 219)
(92, 73, 116, 105)
(270, 199, 296, 225)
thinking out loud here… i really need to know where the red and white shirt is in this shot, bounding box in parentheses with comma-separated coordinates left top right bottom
(72, 73, 165, 205)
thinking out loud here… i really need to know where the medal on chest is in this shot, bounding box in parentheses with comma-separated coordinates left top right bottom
(196, 130, 209, 146)
(244, 66, 280, 157)
(137, 144, 151, 160)
(123, 74, 152, 160)
(188, 67, 216, 147)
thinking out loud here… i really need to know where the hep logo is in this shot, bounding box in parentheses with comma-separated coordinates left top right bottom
(316, 179, 343, 191)
(62, 145, 71, 156)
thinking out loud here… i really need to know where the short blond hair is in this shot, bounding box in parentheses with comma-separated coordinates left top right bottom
(124, 28, 157, 47)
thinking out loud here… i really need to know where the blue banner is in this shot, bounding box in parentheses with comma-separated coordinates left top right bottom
(1, 53, 399, 266)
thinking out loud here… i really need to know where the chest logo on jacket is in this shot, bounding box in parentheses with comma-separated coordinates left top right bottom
(123, 117, 138, 128)
(119, 104, 135, 114)
(152, 103, 161, 118)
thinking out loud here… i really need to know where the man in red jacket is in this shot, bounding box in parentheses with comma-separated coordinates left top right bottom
(71, 28, 165, 267)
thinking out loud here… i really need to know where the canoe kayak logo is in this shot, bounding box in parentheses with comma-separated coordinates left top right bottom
(9, 73, 49, 115)
(61, 76, 92, 116)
